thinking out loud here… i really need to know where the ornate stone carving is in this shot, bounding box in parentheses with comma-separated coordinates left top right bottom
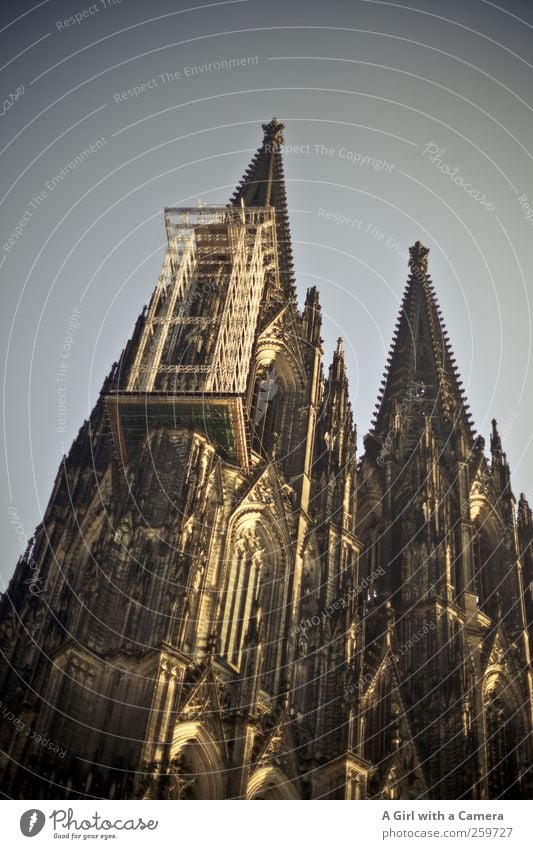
(248, 478, 275, 505)
(167, 753, 197, 799)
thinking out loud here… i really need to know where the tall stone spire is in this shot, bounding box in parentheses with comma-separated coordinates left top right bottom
(357, 240, 533, 800)
(371, 241, 474, 455)
(231, 118, 285, 207)
(231, 118, 296, 303)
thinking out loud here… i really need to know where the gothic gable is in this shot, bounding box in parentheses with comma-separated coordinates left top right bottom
(235, 466, 295, 538)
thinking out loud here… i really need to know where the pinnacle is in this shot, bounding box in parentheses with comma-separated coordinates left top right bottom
(262, 117, 284, 145)
(329, 337, 349, 388)
(408, 241, 430, 276)
(491, 418, 502, 455)
(305, 285, 320, 307)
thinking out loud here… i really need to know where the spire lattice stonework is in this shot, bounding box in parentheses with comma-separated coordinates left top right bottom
(371, 241, 474, 452)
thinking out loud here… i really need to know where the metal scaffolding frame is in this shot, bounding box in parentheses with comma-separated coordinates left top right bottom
(127, 205, 279, 396)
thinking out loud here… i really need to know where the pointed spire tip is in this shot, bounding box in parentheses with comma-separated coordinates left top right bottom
(409, 241, 430, 275)
(262, 117, 284, 145)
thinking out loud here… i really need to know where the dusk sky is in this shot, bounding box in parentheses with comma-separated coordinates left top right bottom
(2, 0, 532, 587)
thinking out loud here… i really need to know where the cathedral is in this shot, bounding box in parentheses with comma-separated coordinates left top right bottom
(1, 119, 532, 800)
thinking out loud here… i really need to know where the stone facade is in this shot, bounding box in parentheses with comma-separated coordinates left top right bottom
(0, 120, 532, 799)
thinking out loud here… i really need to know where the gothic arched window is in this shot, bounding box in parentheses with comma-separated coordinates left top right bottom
(221, 526, 264, 667)
(251, 366, 283, 456)
(250, 351, 303, 464)
(484, 677, 527, 799)
(220, 518, 285, 692)
(472, 520, 507, 622)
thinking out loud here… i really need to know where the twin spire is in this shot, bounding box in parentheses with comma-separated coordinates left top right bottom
(232, 121, 474, 451)
(231, 118, 285, 208)
(230, 118, 295, 303)
(370, 241, 474, 448)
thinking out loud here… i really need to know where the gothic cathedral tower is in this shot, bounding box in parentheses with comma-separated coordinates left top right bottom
(0, 121, 531, 800)
(357, 243, 533, 799)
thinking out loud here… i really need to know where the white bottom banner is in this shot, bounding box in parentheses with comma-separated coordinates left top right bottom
(1, 799, 530, 848)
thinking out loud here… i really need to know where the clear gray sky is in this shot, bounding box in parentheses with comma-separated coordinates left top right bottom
(1, 0, 532, 587)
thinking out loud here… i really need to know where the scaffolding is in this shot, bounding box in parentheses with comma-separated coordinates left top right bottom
(127, 205, 279, 395)
(107, 205, 280, 470)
